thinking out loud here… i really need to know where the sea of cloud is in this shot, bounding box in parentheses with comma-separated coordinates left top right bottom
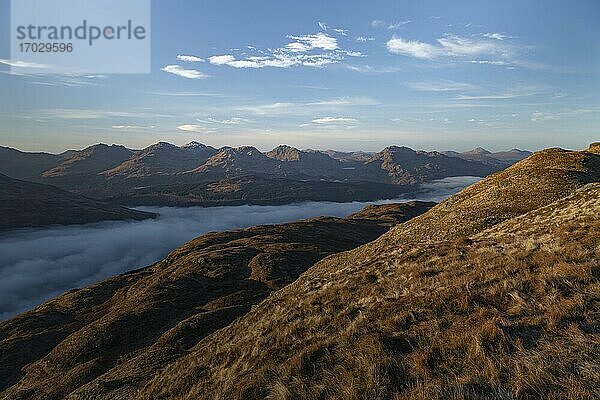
(0, 176, 481, 319)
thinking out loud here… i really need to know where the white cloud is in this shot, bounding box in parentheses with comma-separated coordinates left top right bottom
(287, 32, 338, 50)
(386, 33, 515, 62)
(386, 36, 441, 59)
(356, 36, 375, 42)
(238, 97, 379, 115)
(208, 55, 237, 65)
(312, 117, 358, 124)
(208, 49, 344, 69)
(237, 102, 295, 115)
(388, 21, 411, 30)
(112, 125, 156, 129)
(0, 59, 49, 69)
(483, 32, 512, 41)
(317, 22, 348, 36)
(346, 65, 402, 74)
(177, 124, 217, 133)
(161, 65, 209, 79)
(286, 42, 312, 52)
(177, 55, 204, 62)
(437, 35, 503, 56)
(196, 117, 252, 125)
(469, 60, 510, 66)
(455, 89, 540, 100)
(205, 30, 363, 70)
(306, 96, 380, 106)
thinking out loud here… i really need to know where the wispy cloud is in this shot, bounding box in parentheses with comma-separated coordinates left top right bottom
(306, 96, 380, 106)
(312, 116, 358, 124)
(145, 91, 221, 97)
(356, 36, 375, 42)
(33, 109, 172, 120)
(346, 65, 401, 74)
(408, 80, 481, 92)
(372, 20, 411, 30)
(196, 117, 252, 125)
(204, 30, 360, 70)
(112, 125, 156, 130)
(317, 21, 348, 36)
(27, 74, 107, 87)
(0, 59, 49, 69)
(531, 107, 600, 122)
(176, 55, 204, 62)
(387, 21, 412, 30)
(161, 65, 209, 79)
(386, 33, 516, 63)
(237, 102, 295, 115)
(482, 32, 513, 41)
(177, 124, 218, 133)
(386, 37, 441, 59)
(238, 97, 379, 115)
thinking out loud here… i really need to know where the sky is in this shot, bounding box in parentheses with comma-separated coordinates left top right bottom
(0, 0, 599, 153)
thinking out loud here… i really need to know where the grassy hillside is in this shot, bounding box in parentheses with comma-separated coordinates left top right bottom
(134, 144, 599, 400)
(1, 144, 598, 400)
(0, 202, 434, 400)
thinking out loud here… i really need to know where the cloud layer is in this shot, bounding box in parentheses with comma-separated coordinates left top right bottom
(0, 177, 479, 319)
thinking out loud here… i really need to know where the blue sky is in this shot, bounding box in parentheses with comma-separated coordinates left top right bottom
(0, 0, 599, 153)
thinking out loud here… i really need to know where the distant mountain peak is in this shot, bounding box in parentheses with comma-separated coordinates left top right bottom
(182, 141, 206, 148)
(266, 145, 302, 161)
(464, 147, 492, 155)
(384, 145, 416, 154)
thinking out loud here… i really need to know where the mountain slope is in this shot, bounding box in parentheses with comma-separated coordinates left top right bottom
(0, 146, 62, 179)
(42, 144, 136, 177)
(103, 142, 217, 178)
(107, 176, 414, 207)
(131, 144, 599, 400)
(0, 174, 155, 232)
(443, 148, 532, 168)
(0, 201, 435, 399)
(361, 146, 498, 184)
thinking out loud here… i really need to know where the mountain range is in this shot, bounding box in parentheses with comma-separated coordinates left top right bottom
(0, 143, 597, 399)
(0, 142, 530, 209)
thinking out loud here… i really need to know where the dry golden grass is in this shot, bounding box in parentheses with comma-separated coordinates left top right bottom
(0, 202, 434, 400)
(139, 183, 600, 400)
(134, 147, 600, 400)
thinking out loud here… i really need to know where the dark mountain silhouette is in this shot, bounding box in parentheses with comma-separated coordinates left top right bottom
(0, 143, 526, 206)
(0, 174, 155, 232)
(0, 146, 62, 180)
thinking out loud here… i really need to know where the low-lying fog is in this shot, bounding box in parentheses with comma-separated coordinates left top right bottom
(0, 176, 480, 319)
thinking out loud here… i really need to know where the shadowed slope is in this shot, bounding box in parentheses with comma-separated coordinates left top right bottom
(0, 174, 155, 232)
